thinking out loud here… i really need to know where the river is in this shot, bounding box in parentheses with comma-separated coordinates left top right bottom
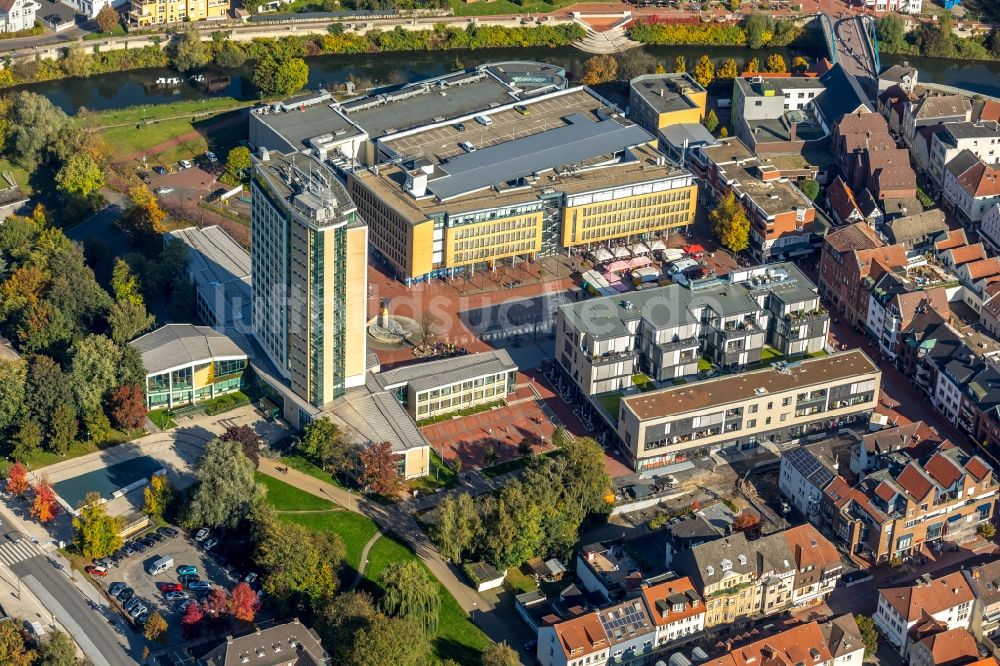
(14, 44, 1000, 114)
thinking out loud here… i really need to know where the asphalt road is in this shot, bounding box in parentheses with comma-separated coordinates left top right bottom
(9, 543, 137, 666)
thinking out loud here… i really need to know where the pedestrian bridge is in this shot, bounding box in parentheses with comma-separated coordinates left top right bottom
(820, 13, 880, 97)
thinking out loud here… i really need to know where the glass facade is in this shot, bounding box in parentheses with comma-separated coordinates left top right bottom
(145, 358, 247, 409)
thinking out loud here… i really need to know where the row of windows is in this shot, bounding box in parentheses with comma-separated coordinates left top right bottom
(417, 373, 508, 400)
(579, 203, 691, 229)
(454, 241, 536, 264)
(452, 218, 537, 242)
(578, 213, 691, 242)
(416, 385, 504, 414)
(453, 229, 536, 251)
(580, 190, 691, 217)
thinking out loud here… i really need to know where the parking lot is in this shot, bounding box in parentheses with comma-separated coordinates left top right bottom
(92, 526, 237, 645)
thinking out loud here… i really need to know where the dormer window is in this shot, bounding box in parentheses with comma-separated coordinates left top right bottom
(720, 559, 733, 571)
(738, 554, 747, 566)
(706, 565, 715, 576)
(673, 602, 685, 612)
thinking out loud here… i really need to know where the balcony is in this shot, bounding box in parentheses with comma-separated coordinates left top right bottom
(585, 348, 637, 364)
(784, 307, 828, 323)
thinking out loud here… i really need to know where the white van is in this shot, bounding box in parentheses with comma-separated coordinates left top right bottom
(474, 114, 492, 126)
(147, 556, 174, 576)
(458, 141, 476, 153)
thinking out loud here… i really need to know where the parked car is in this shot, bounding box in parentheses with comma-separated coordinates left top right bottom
(453, 122, 466, 132)
(243, 573, 258, 586)
(193, 529, 209, 542)
(123, 597, 141, 612)
(138, 171, 151, 184)
(204, 151, 218, 163)
(117, 587, 134, 603)
(188, 581, 212, 591)
(157, 527, 178, 538)
(154, 186, 174, 195)
(130, 541, 147, 554)
(179, 159, 193, 170)
(180, 575, 201, 586)
(158, 582, 183, 593)
(85, 565, 108, 578)
(129, 604, 147, 619)
(140, 537, 157, 548)
(165, 591, 188, 602)
(109, 582, 126, 597)
(474, 114, 492, 126)
(179, 599, 196, 612)
(514, 104, 529, 116)
(177, 565, 198, 577)
(458, 141, 475, 153)
(667, 258, 699, 275)
(153, 166, 167, 176)
(203, 538, 219, 551)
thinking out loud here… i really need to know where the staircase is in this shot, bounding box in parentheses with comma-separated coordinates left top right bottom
(572, 16, 642, 54)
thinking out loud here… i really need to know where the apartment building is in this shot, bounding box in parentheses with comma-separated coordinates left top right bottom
(0, 0, 38, 32)
(964, 559, 1000, 645)
(875, 572, 975, 656)
(703, 617, 864, 666)
(554, 263, 828, 398)
(251, 150, 369, 409)
(818, 222, 908, 328)
(673, 524, 842, 628)
(640, 577, 705, 649)
(903, 94, 973, 149)
(778, 435, 852, 522)
(628, 73, 707, 133)
(617, 350, 879, 472)
(849, 421, 944, 476)
(369, 349, 516, 422)
(943, 150, 1000, 227)
(130, 324, 248, 409)
(866, 272, 950, 361)
(833, 111, 916, 204)
(129, 0, 228, 26)
(979, 203, 1000, 253)
(823, 440, 995, 563)
(731, 74, 829, 153)
(537, 612, 610, 666)
(927, 121, 1000, 189)
(908, 628, 981, 666)
(693, 139, 827, 262)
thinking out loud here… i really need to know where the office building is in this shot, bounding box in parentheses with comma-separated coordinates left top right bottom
(129, 0, 228, 26)
(555, 263, 829, 397)
(130, 324, 248, 409)
(251, 150, 368, 409)
(628, 73, 707, 133)
(617, 350, 879, 472)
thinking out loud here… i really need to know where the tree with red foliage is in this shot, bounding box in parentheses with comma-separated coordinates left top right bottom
(228, 582, 260, 624)
(733, 509, 762, 536)
(30, 478, 59, 523)
(201, 586, 231, 631)
(6, 462, 28, 497)
(219, 425, 261, 469)
(690, 499, 702, 511)
(180, 600, 204, 639)
(110, 383, 147, 431)
(359, 441, 402, 497)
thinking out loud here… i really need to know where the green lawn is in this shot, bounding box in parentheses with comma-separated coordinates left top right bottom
(0, 157, 35, 197)
(281, 453, 339, 484)
(760, 345, 783, 362)
(449, 0, 576, 16)
(632, 373, 655, 391)
(80, 97, 249, 129)
(596, 391, 622, 418)
(364, 535, 489, 664)
(148, 408, 177, 430)
(0, 431, 131, 476)
(408, 450, 458, 494)
(256, 473, 337, 512)
(83, 24, 126, 40)
(279, 510, 378, 570)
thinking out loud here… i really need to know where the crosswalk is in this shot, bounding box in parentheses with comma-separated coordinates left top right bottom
(0, 539, 45, 566)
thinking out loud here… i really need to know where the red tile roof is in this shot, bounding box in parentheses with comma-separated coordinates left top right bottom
(923, 452, 963, 489)
(935, 229, 969, 251)
(966, 456, 992, 481)
(945, 244, 987, 267)
(896, 462, 934, 500)
(825, 221, 884, 253)
(967, 257, 1000, 281)
(783, 524, 841, 570)
(827, 177, 861, 223)
(915, 627, 978, 666)
(880, 572, 976, 622)
(705, 622, 836, 666)
(553, 613, 608, 659)
(641, 577, 705, 628)
(874, 481, 897, 502)
(957, 160, 1000, 197)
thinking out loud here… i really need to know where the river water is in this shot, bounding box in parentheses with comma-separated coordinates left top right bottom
(13, 43, 1000, 115)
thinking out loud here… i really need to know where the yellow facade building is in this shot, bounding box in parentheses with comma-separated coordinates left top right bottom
(629, 73, 708, 133)
(129, 0, 228, 28)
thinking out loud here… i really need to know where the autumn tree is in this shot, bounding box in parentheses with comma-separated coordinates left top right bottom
(144, 611, 168, 644)
(718, 58, 738, 80)
(765, 53, 787, 73)
(673, 55, 686, 73)
(855, 614, 879, 657)
(580, 54, 618, 86)
(36, 631, 79, 666)
(6, 462, 28, 497)
(359, 441, 402, 497)
(709, 191, 750, 254)
(73, 491, 124, 558)
(117, 186, 166, 241)
(55, 153, 104, 200)
(482, 642, 520, 666)
(693, 55, 715, 88)
(0, 619, 35, 666)
(181, 600, 205, 638)
(791, 55, 810, 72)
(30, 478, 59, 523)
(95, 5, 119, 33)
(170, 28, 211, 72)
(254, 517, 342, 614)
(732, 509, 762, 536)
(224, 146, 252, 183)
(220, 424, 262, 469)
(744, 57, 759, 74)
(228, 582, 261, 624)
(143, 474, 173, 519)
(704, 109, 720, 134)
(110, 383, 147, 431)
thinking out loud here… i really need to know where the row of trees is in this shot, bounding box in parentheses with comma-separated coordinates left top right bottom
(180, 582, 261, 638)
(432, 430, 610, 569)
(878, 12, 1000, 61)
(293, 417, 405, 496)
(582, 51, 810, 89)
(629, 13, 802, 49)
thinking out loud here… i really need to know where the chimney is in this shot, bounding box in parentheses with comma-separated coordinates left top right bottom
(660, 88, 665, 98)
(789, 121, 797, 142)
(258, 147, 270, 162)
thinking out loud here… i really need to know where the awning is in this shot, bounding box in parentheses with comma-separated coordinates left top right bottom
(591, 248, 613, 262)
(606, 260, 629, 273)
(612, 246, 631, 259)
(603, 271, 622, 283)
(648, 239, 667, 251)
(630, 256, 652, 269)
(685, 244, 706, 255)
(631, 242, 650, 255)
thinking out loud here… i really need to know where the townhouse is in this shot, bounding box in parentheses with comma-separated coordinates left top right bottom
(639, 577, 705, 649)
(826, 176, 882, 227)
(908, 628, 981, 666)
(927, 121, 1000, 189)
(818, 222, 908, 328)
(833, 110, 917, 208)
(903, 94, 973, 151)
(942, 150, 1000, 227)
(702, 617, 865, 666)
(537, 612, 610, 666)
(672, 523, 842, 629)
(866, 272, 950, 361)
(779, 435, 849, 522)
(554, 262, 828, 398)
(616, 350, 879, 472)
(849, 421, 944, 476)
(0, 0, 38, 32)
(822, 440, 996, 563)
(883, 209, 950, 251)
(874, 571, 975, 656)
(963, 559, 1000, 645)
(979, 202, 1000, 253)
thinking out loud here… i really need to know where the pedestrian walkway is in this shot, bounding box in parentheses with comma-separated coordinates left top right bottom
(0, 539, 45, 567)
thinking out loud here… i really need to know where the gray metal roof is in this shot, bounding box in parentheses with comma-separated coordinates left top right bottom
(130, 324, 246, 375)
(167, 225, 251, 329)
(325, 386, 430, 454)
(372, 349, 516, 393)
(426, 114, 653, 201)
(658, 122, 717, 149)
(784, 445, 836, 490)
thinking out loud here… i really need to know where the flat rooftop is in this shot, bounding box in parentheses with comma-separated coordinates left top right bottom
(701, 139, 756, 164)
(353, 139, 687, 224)
(622, 349, 879, 421)
(371, 349, 516, 393)
(735, 75, 827, 98)
(254, 151, 360, 229)
(167, 225, 251, 328)
(631, 73, 705, 114)
(747, 116, 827, 143)
(733, 164, 814, 217)
(340, 61, 567, 138)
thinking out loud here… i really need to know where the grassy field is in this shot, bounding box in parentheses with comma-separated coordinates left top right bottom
(408, 450, 458, 494)
(448, 0, 575, 16)
(0, 431, 132, 476)
(256, 473, 337, 512)
(79, 97, 250, 129)
(363, 535, 489, 664)
(0, 157, 36, 197)
(148, 408, 177, 430)
(279, 510, 379, 570)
